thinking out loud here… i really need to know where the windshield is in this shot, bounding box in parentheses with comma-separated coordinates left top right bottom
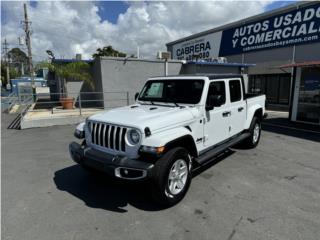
(138, 79, 204, 104)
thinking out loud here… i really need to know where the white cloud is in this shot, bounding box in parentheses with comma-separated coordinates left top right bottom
(1, 1, 274, 61)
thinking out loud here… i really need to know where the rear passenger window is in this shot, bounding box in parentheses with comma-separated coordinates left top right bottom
(229, 80, 242, 102)
(207, 81, 226, 105)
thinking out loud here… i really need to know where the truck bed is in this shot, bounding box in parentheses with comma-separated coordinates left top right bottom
(245, 93, 264, 99)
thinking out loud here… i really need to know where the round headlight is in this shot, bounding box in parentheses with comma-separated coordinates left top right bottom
(129, 129, 140, 145)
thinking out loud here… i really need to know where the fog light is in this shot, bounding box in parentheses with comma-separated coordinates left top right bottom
(140, 146, 165, 154)
(115, 167, 147, 179)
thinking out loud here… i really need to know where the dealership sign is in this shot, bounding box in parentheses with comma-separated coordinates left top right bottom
(172, 31, 222, 60)
(219, 3, 320, 56)
(170, 3, 320, 59)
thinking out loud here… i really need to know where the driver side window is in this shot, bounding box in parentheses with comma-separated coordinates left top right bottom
(142, 82, 164, 98)
(206, 81, 226, 106)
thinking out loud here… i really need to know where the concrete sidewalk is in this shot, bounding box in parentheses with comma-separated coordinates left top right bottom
(21, 107, 103, 129)
(263, 111, 320, 142)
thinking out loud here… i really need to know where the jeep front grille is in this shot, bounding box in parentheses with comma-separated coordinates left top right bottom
(88, 122, 127, 152)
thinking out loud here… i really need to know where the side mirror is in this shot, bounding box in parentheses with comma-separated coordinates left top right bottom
(206, 95, 223, 111)
(134, 92, 139, 101)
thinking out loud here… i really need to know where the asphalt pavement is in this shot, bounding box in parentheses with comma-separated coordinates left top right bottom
(2, 113, 320, 240)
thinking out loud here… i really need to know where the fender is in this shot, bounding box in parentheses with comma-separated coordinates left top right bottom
(141, 126, 195, 148)
(245, 105, 263, 129)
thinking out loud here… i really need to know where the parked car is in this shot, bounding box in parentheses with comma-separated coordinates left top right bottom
(69, 74, 266, 206)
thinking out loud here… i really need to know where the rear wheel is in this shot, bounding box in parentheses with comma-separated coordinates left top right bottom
(241, 116, 261, 149)
(150, 147, 192, 206)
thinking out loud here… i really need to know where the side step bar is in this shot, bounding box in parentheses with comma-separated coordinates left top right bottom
(194, 132, 250, 165)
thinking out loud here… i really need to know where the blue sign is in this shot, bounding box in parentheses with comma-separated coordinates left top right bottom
(219, 3, 320, 56)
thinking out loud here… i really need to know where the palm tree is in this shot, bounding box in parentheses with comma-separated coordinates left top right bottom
(57, 61, 93, 94)
(37, 61, 93, 109)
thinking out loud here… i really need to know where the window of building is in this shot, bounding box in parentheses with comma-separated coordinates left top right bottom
(296, 67, 320, 124)
(249, 74, 291, 106)
(229, 80, 242, 102)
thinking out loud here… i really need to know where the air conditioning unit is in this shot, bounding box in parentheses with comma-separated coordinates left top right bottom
(157, 51, 171, 60)
(218, 57, 227, 63)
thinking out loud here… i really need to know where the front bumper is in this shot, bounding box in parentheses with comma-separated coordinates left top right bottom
(69, 142, 154, 180)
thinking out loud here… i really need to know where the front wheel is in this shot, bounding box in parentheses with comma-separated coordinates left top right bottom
(241, 116, 261, 149)
(150, 147, 192, 206)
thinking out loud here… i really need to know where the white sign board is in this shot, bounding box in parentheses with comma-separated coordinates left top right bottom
(35, 87, 50, 94)
(172, 31, 222, 60)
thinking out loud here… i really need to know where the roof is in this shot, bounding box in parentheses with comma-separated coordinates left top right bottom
(52, 59, 93, 63)
(186, 61, 255, 67)
(280, 61, 320, 68)
(166, 1, 316, 46)
(149, 73, 243, 80)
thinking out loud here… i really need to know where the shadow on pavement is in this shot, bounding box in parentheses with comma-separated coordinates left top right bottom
(54, 165, 166, 213)
(262, 117, 320, 142)
(54, 150, 235, 212)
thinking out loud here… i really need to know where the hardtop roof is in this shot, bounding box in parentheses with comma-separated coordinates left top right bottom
(149, 73, 243, 80)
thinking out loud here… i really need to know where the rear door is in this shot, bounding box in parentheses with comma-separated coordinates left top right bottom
(203, 80, 229, 148)
(228, 79, 246, 136)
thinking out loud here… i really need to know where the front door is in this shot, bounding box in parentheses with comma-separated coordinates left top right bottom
(203, 80, 229, 149)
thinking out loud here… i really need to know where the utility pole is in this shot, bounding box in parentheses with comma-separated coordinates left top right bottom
(22, 3, 34, 85)
(2, 38, 10, 85)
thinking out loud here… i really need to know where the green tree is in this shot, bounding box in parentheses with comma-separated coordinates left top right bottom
(36, 61, 93, 95)
(92, 45, 126, 58)
(1, 63, 19, 86)
(8, 48, 28, 74)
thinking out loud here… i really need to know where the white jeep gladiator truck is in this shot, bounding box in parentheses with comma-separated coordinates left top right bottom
(69, 74, 266, 206)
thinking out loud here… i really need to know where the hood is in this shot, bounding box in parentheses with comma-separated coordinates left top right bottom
(88, 104, 199, 133)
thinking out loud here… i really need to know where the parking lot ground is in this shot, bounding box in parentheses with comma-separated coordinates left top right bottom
(2, 113, 320, 240)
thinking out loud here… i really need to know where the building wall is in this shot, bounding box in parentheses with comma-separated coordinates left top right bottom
(295, 42, 320, 62)
(97, 57, 183, 107)
(242, 46, 293, 75)
(224, 42, 320, 75)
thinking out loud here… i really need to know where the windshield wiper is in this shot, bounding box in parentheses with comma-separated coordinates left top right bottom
(172, 102, 180, 107)
(167, 98, 180, 107)
(139, 99, 181, 107)
(138, 100, 154, 105)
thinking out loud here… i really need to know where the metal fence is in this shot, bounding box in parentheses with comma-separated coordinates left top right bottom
(17, 91, 132, 119)
(2, 92, 19, 112)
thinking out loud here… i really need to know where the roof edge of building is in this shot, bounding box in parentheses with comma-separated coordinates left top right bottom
(98, 56, 184, 64)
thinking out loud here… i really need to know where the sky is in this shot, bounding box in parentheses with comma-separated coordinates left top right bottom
(1, 1, 296, 61)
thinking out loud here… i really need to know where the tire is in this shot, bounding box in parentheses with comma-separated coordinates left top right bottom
(241, 116, 261, 149)
(150, 147, 192, 206)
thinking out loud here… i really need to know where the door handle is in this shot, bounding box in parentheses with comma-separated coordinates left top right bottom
(222, 111, 231, 117)
(238, 107, 244, 112)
